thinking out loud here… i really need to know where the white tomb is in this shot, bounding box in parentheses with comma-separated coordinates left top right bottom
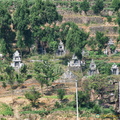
(88, 59, 99, 76)
(111, 63, 119, 75)
(68, 54, 85, 67)
(104, 39, 117, 55)
(11, 51, 24, 69)
(57, 40, 65, 55)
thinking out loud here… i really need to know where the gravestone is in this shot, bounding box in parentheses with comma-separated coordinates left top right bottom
(11, 51, 24, 69)
(56, 40, 65, 55)
(82, 49, 89, 57)
(111, 63, 119, 75)
(104, 39, 117, 55)
(68, 54, 81, 67)
(88, 59, 99, 76)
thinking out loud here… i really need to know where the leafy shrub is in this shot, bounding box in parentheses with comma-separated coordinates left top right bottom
(57, 89, 65, 101)
(22, 105, 32, 111)
(106, 16, 112, 22)
(92, 104, 102, 114)
(76, 91, 90, 107)
(25, 87, 41, 106)
(26, 74, 32, 79)
(20, 110, 50, 116)
(66, 101, 76, 107)
(73, 5, 79, 13)
(0, 103, 13, 116)
(1, 118, 7, 120)
(54, 101, 63, 108)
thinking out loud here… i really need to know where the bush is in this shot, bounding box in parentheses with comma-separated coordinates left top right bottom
(20, 110, 50, 116)
(54, 101, 63, 108)
(22, 105, 32, 111)
(73, 5, 79, 13)
(92, 0, 104, 14)
(77, 91, 90, 107)
(1, 118, 7, 120)
(57, 89, 65, 101)
(92, 104, 102, 114)
(0, 103, 13, 116)
(106, 16, 112, 22)
(25, 87, 41, 106)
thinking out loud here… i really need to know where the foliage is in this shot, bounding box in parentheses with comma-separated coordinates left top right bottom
(5, 66, 15, 87)
(20, 64, 27, 74)
(34, 59, 63, 91)
(84, 74, 111, 98)
(116, 12, 120, 26)
(54, 101, 63, 108)
(25, 87, 41, 106)
(22, 104, 32, 111)
(80, 0, 90, 14)
(0, 103, 13, 116)
(73, 5, 79, 13)
(20, 110, 50, 116)
(95, 31, 109, 54)
(106, 16, 112, 23)
(92, 0, 104, 14)
(76, 91, 90, 107)
(112, 0, 120, 12)
(2, 82, 7, 88)
(92, 104, 102, 114)
(0, 2, 15, 56)
(57, 89, 65, 101)
(30, 0, 62, 53)
(13, 0, 33, 53)
(66, 23, 89, 59)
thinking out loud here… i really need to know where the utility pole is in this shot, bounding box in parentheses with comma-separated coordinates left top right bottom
(76, 80, 79, 120)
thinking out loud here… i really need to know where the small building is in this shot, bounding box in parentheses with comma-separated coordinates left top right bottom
(82, 49, 89, 57)
(111, 63, 119, 75)
(11, 51, 24, 69)
(104, 39, 117, 55)
(56, 40, 65, 55)
(68, 54, 82, 67)
(88, 59, 99, 76)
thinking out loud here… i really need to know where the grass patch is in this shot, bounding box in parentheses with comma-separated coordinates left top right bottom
(0, 102, 13, 116)
(20, 110, 50, 116)
(43, 95, 74, 99)
(53, 106, 75, 112)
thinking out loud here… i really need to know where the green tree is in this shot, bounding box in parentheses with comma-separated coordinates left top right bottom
(84, 75, 111, 99)
(92, 0, 104, 14)
(34, 59, 63, 93)
(5, 66, 15, 102)
(112, 0, 120, 12)
(40, 24, 60, 53)
(80, 0, 90, 14)
(95, 31, 109, 54)
(57, 89, 65, 101)
(66, 23, 89, 59)
(77, 91, 90, 107)
(20, 64, 27, 75)
(2, 82, 7, 89)
(30, 0, 62, 53)
(73, 5, 79, 13)
(25, 87, 41, 106)
(5, 66, 15, 88)
(13, 0, 33, 54)
(15, 73, 25, 87)
(0, 2, 15, 56)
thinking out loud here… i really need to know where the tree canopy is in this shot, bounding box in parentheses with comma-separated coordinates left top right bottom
(0, 2, 15, 56)
(66, 23, 89, 59)
(92, 0, 104, 14)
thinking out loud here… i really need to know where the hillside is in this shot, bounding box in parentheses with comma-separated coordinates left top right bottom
(1, 0, 120, 120)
